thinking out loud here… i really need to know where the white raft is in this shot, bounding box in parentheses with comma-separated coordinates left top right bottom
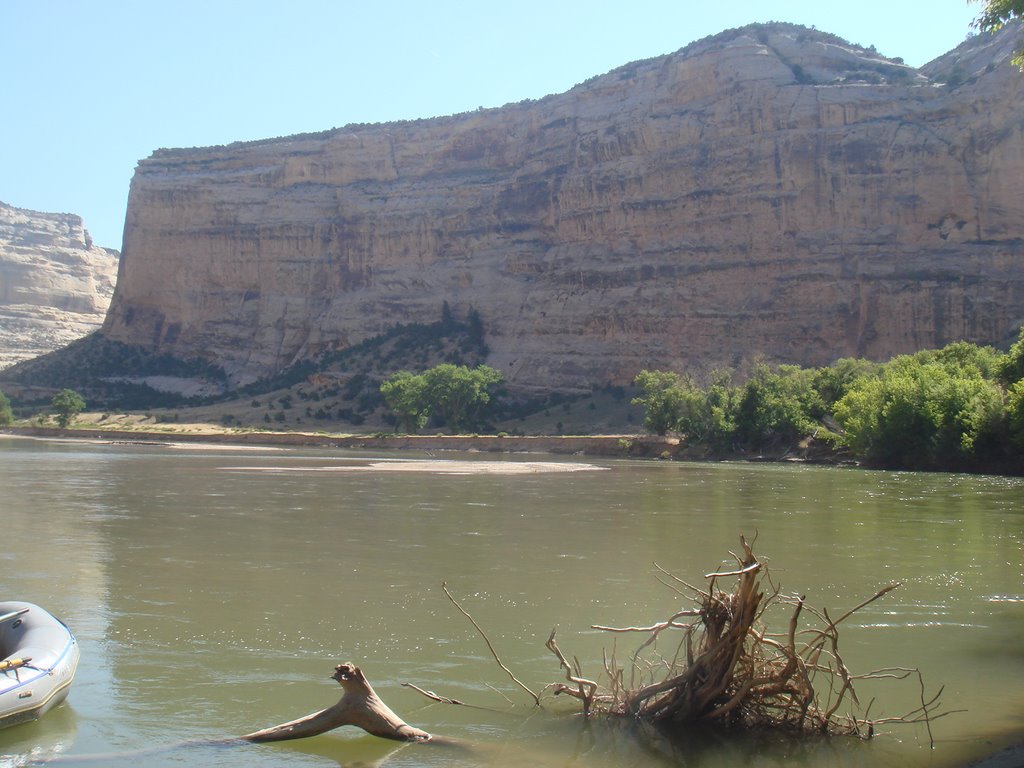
(0, 601, 79, 728)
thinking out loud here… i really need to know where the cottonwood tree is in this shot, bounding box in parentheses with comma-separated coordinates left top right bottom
(421, 363, 502, 432)
(380, 371, 430, 433)
(51, 388, 86, 427)
(631, 370, 695, 436)
(381, 364, 503, 433)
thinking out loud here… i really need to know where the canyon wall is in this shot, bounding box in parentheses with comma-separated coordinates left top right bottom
(102, 23, 1024, 392)
(0, 201, 119, 369)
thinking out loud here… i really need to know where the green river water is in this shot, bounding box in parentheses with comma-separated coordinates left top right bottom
(0, 435, 1022, 767)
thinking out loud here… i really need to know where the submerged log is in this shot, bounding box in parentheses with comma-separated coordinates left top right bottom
(241, 663, 432, 743)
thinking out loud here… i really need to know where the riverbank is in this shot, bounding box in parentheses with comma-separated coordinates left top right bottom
(2, 425, 671, 457)
(1, 424, 853, 464)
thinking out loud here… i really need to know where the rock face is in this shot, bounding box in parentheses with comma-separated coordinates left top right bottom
(103, 23, 1024, 392)
(0, 202, 119, 370)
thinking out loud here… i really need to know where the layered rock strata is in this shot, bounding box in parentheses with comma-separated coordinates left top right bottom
(0, 202, 119, 369)
(103, 23, 1024, 391)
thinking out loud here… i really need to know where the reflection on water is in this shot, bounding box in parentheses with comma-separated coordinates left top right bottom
(0, 435, 1022, 767)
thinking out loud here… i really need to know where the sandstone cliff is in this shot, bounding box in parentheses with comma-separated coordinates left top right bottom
(102, 23, 1024, 392)
(0, 201, 119, 370)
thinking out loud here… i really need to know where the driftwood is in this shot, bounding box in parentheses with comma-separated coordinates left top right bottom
(241, 663, 431, 743)
(431, 536, 949, 745)
(32, 663, 434, 765)
(541, 536, 949, 740)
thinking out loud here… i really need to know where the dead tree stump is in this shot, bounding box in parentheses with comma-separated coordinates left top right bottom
(540, 536, 943, 741)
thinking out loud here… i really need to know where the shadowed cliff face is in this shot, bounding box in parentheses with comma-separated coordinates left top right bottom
(0, 202, 119, 369)
(102, 23, 1024, 391)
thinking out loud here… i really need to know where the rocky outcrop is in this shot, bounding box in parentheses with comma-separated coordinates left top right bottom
(0, 202, 119, 369)
(102, 23, 1024, 392)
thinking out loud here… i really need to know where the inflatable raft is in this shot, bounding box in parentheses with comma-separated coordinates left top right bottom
(0, 601, 79, 728)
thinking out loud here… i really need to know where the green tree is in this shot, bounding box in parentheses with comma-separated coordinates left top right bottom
(632, 370, 689, 436)
(734, 363, 823, 448)
(996, 327, 1024, 386)
(381, 364, 503, 433)
(703, 370, 741, 450)
(671, 377, 719, 442)
(924, 340, 1001, 379)
(0, 389, 13, 426)
(420, 363, 502, 432)
(51, 388, 86, 428)
(929, 366, 1005, 464)
(972, 0, 1024, 68)
(380, 371, 430, 433)
(833, 354, 1004, 469)
(1007, 379, 1024, 448)
(812, 358, 881, 408)
(632, 369, 742, 447)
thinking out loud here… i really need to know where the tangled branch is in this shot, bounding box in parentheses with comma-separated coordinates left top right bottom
(543, 536, 946, 739)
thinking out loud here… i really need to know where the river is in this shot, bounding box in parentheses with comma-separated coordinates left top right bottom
(1, 435, 1022, 767)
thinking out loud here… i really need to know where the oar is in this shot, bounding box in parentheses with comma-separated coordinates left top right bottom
(0, 607, 29, 624)
(0, 657, 32, 672)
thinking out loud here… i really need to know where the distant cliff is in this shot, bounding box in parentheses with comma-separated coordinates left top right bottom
(0, 201, 119, 369)
(101, 22, 1024, 392)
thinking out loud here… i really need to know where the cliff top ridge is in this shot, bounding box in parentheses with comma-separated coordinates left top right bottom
(144, 22, 1020, 162)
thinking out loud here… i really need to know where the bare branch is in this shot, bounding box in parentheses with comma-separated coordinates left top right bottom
(592, 612, 699, 633)
(704, 562, 762, 579)
(545, 630, 598, 716)
(442, 582, 541, 706)
(402, 683, 466, 706)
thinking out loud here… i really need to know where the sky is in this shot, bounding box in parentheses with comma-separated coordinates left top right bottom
(2, 1, 983, 251)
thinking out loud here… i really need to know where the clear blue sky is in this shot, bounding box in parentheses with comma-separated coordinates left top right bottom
(2, 1, 981, 250)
